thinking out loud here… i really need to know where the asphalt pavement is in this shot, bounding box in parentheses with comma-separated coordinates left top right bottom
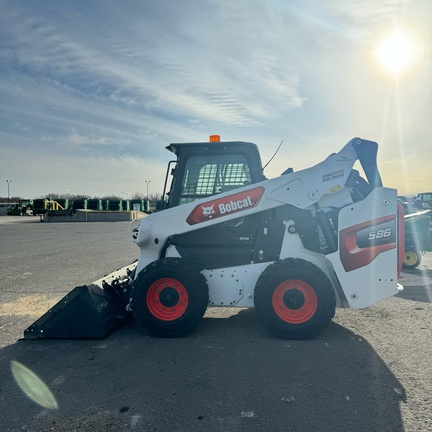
(0, 216, 431, 432)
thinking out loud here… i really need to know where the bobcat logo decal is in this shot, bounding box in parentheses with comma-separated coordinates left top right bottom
(186, 187, 265, 225)
(201, 204, 215, 218)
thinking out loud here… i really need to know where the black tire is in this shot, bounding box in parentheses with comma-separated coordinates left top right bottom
(254, 258, 336, 339)
(403, 248, 422, 269)
(131, 258, 208, 337)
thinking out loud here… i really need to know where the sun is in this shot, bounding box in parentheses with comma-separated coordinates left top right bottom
(375, 29, 419, 78)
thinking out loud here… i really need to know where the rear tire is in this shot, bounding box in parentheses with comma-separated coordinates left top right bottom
(403, 248, 421, 269)
(254, 258, 336, 339)
(131, 258, 208, 337)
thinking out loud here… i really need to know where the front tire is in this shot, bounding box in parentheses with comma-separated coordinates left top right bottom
(254, 259, 336, 339)
(131, 258, 209, 337)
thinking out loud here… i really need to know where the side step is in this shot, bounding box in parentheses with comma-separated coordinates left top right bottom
(23, 263, 136, 340)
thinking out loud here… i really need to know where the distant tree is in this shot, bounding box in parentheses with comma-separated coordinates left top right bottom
(132, 192, 146, 200)
(131, 192, 162, 202)
(100, 194, 123, 200)
(36, 193, 89, 200)
(150, 193, 162, 202)
(0, 196, 22, 203)
(27, 192, 163, 204)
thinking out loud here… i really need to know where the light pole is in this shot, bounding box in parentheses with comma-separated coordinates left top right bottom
(6, 180, 11, 202)
(144, 180, 150, 199)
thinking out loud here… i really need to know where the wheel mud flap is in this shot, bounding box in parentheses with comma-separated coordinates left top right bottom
(23, 285, 125, 339)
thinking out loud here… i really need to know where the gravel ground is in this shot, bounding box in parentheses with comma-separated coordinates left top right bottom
(0, 216, 431, 432)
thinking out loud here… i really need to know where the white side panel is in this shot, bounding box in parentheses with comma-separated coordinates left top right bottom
(326, 187, 401, 308)
(202, 263, 272, 308)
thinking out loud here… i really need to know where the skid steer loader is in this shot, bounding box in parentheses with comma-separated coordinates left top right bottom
(24, 136, 404, 340)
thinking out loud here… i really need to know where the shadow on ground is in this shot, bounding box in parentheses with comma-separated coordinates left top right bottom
(0, 310, 406, 432)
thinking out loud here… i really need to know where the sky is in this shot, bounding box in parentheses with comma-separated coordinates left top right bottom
(1, 0, 431, 200)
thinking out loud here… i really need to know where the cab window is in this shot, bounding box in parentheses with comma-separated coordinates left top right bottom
(179, 154, 251, 205)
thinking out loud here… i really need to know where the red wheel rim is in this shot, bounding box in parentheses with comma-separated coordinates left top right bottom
(146, 278, 189, 321)
(272, 279, 318, 324)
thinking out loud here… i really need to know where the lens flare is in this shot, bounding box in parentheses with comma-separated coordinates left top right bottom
(10, 360, 58, 410)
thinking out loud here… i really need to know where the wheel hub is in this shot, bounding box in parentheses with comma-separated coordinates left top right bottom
(159, 287, 180, 307)
(283, 290, 305, 310)
(272, 279, 318, 324)
(404, 251, 418, 266)
(146, 278, 189, 321)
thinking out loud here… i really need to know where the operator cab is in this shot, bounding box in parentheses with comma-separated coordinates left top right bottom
(162, 136, 266, 209)
(160, 136, 275, 269)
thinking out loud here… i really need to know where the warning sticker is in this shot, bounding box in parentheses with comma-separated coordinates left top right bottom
(329, 184, 342, 194)
(323, 170, 344, 183)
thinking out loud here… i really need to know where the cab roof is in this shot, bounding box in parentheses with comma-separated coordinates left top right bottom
(166, 141, 262, 159)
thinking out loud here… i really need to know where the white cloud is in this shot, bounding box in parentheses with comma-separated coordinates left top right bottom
(326, 0, 412, 26)
(0, 0, 430, 197)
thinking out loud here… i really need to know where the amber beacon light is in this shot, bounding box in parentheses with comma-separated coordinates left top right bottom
(209, 135, 221, 142)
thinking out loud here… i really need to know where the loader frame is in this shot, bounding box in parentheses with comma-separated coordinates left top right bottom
(129, 137, 404, 338)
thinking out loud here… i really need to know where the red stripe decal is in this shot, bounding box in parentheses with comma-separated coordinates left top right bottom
(186, 186, 264, 225)
(340, 215, 396, 272)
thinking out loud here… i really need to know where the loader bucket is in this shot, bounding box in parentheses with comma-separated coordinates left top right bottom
(23, 264, 136, 340)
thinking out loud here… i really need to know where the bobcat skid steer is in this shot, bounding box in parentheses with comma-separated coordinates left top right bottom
(24, 136, 404, 340)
